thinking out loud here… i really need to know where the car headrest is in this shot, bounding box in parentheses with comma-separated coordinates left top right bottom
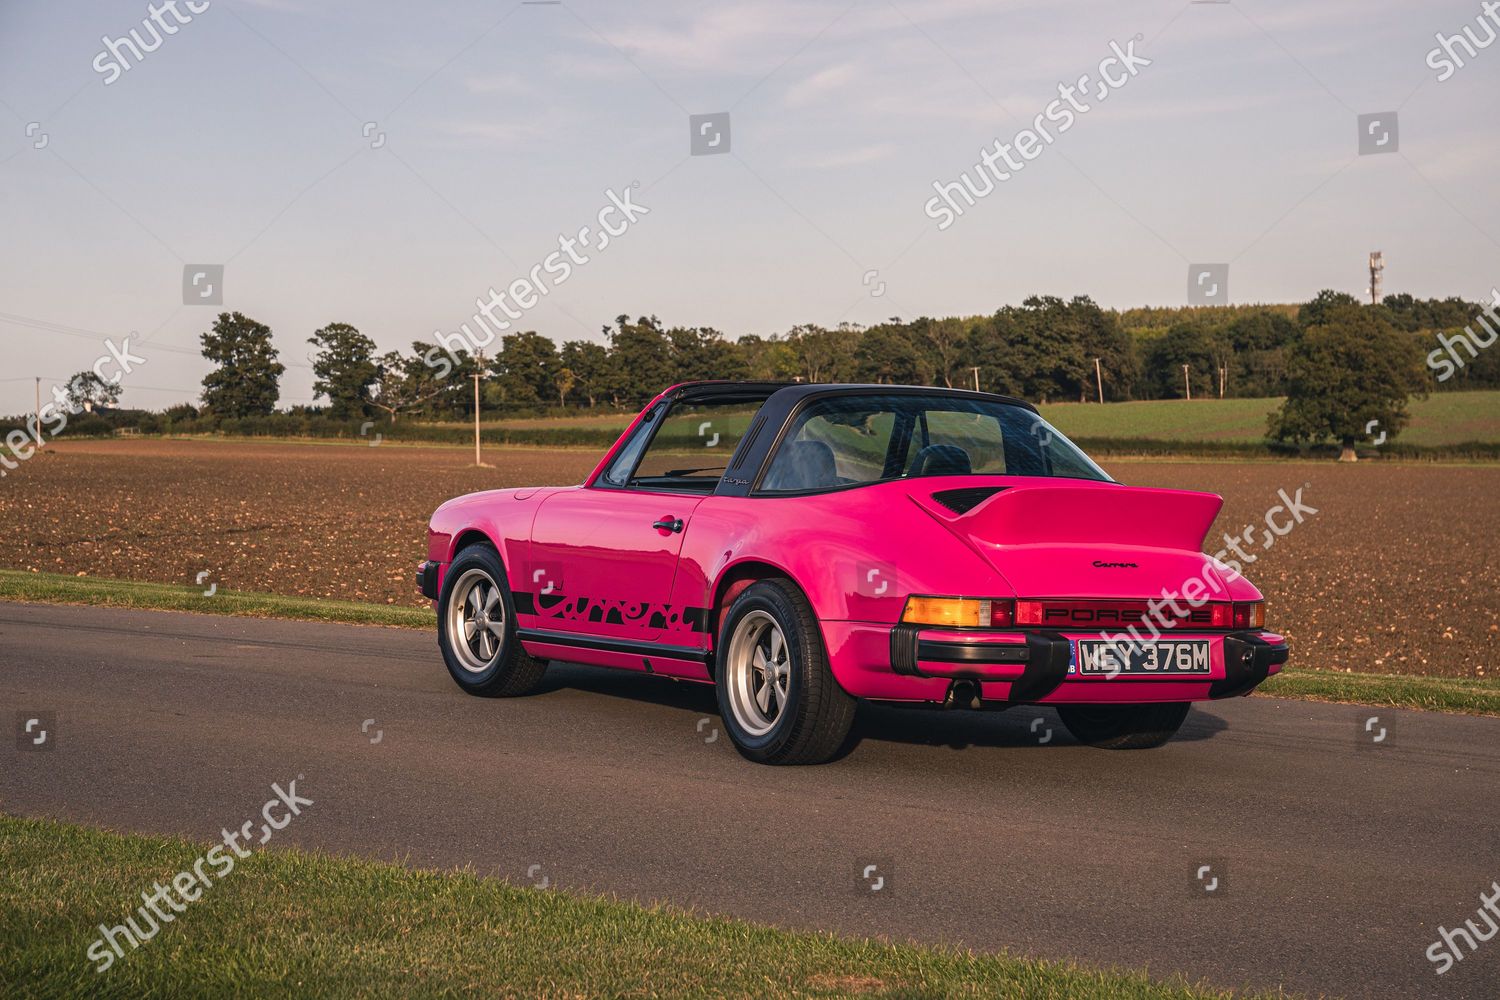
(764, 440, 838, 491)
(909, 443, 972, 478)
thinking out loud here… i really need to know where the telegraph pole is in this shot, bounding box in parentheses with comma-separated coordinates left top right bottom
(969, 366, 981, 391)
(472, 349, 487, 468)
(1182, 364, 1192, 401)
(34, 377, 42, 444)
(1093, 358, 1104, 404)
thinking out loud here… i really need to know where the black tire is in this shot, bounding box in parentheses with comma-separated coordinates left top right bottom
(1056, 702, 1190, 749)
(714, 578, 856, 765)
(436, 543, 547, 697)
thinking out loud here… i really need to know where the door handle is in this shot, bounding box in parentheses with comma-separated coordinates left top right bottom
(652, 517, 684, 533)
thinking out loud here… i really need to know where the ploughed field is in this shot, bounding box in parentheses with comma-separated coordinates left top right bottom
(2, 438, 1495, 679)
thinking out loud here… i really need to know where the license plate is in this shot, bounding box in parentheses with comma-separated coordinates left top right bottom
(1073, 639, 1212, 676)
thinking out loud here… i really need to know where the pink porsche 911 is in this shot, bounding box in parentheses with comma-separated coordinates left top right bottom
(418, 382, 1287, 764)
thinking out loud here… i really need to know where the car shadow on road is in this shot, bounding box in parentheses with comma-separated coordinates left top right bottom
(847, 702, 1229, 754)
(535, 663, 1230, 755)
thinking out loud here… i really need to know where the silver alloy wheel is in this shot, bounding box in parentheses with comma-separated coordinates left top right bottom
(725, 610, 791, 737)
(446, 568, 506, 673)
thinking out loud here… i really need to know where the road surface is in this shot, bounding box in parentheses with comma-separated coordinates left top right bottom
(3, 601, 1497, 998)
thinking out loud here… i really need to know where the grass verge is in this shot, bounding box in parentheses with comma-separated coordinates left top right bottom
(0, 814, 1284, 999)
(1259, 669, 1500, 717)
(0, 570, 431, 629)
(3, 570, 1496, 717)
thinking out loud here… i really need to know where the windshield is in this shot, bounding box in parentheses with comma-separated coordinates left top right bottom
(759, 394, 1110, 493)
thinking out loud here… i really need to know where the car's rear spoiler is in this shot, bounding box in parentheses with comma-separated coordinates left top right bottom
(921, 483, 1224, 551)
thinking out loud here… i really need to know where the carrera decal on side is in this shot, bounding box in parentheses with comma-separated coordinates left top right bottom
(515, 591, 710, 634)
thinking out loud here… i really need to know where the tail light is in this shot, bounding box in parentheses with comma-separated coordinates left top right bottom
(1232, 601, 1265, 629)
(902, 596, 990, 628)
(901, 596, 1017, 628)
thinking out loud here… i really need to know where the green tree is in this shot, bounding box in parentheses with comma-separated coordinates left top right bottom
(784, 324, 859, 383)
(492, 331, 558, 407)
(308, 322, 379, 418)
(668, 326, 748, 383)
(559, 340, 612, 407)
(371, 343, 459, 423)
(855, 319, 934, 385)
(1222, 310, 1297, 397)
(1143, 321, 1218, 399)
(62, 371, 122, 412)
(1296, 289, 1361, 330)
(969, 297, 1108, 402)
(605, 315, 673, 403)
(736, 334, 799, 381)
(1269, 305, 1428, 460)
(200, 312, 285, 418)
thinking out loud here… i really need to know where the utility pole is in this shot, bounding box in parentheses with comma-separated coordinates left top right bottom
(34, 377, 42, 444)
(1093, 358, 1104, 404)
(970, 366, 981, 391)
(1182, 363, 1192, 401)
(472, 349, 488, 468)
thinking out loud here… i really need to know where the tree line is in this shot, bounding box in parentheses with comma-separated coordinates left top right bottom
(39, 289, 1496, 451)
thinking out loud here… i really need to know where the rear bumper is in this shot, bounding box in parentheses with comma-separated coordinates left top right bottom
(416, 561, 442, 602)
(824, 622, 1287, 704)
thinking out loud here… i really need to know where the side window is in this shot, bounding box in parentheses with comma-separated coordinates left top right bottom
(626, 400, 762, 491)
(918, 410, 1007, 475)
(597, 406, 660, 488)
(762, 404, 897, 491)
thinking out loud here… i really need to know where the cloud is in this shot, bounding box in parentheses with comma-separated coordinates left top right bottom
(783, 63, 860, 107)
(791, 142, 899, 168)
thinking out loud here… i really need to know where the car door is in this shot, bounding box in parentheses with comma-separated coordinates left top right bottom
(525, 487, 706, 644)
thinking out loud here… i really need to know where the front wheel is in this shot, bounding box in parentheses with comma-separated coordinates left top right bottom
(437, 544, 547, 697)
(1056, 702, 1190, 749)
(715, 578, 856, 765)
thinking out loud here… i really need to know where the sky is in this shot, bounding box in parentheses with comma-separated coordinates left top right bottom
(1, 0, 1498, 413)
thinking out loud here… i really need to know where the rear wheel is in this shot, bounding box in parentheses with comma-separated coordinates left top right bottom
(437, 544, 547, 697)
(1057, 702, 1190, 749)
(715, 579, 855, 765)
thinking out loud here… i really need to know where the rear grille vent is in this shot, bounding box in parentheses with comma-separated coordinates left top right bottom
(932, 486, 1006, 514)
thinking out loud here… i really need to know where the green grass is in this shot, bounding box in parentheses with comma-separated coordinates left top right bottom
(1037, 391, 1500, 448)
(442, 391, 1500, 457)
(4, 571, 1497, 718)
(1260, 669, 1500, 716)
(0, 815, 1286, 999)
(0, 570, 431, 629)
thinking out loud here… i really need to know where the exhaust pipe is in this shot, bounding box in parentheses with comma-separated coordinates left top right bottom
(943, 679, 982, 710)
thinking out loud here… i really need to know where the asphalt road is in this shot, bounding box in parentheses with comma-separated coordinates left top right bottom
(3, 601, 1498, 999)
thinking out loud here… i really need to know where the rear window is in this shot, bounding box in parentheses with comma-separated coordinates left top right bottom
(758, 394, 1109, 493)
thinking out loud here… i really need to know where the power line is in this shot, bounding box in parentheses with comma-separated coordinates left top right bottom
(0, 311, 314, 370)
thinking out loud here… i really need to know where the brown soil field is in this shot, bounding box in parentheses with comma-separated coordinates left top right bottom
(2, 439, 1495, 679)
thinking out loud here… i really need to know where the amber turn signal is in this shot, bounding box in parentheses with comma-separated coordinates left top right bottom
(901, 596, 991, 628)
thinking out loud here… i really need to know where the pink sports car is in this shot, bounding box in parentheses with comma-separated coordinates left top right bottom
(419, 382, 1287, 764)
